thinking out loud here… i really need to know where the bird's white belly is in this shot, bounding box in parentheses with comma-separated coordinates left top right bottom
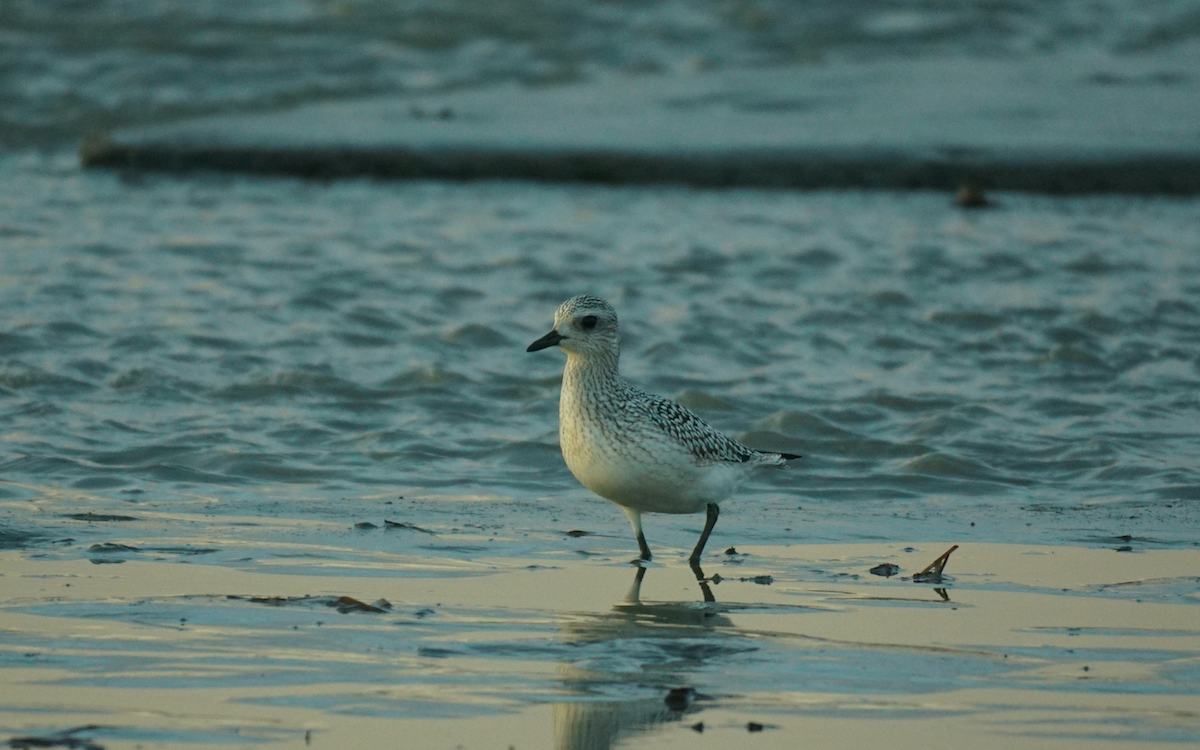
(560, 419, 741, 515)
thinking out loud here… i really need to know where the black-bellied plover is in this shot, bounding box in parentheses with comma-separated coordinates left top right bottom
(527, 295, 800, 566)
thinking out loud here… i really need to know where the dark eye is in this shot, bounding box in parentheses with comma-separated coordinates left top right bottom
(581, 315, 598, 330)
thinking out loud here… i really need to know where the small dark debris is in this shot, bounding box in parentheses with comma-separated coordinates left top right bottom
(8, 740, 103, 750)
(913, 545, 958, 583)
(87, 543, 137, 553)
(664, 687, 694, 711)
(747, 722, 765, 732)
(246, 595, 315, 606)
(63, 513, 137, 522)
(353, 522, 378, 530)
(869, 563, 901, 577)
(327, 596, 389, 614)
(565, 529, 589, 537)
(724, 547, 737, 555)
(690, 722, 704, 733)
(7, 725, 104, 750)
(384, 520, 435, 534)
(236, 594, 402, 613)
(740, 575, 773, 585)
(954, 181, 991, 208)
(132, 545, 216, 557)
(1083, 665, 1089, 672)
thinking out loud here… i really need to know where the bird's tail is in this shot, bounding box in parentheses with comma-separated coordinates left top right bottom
(754, 451, 801, 467)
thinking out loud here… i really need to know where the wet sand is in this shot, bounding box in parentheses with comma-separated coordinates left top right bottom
(2, 542, 1196, 749)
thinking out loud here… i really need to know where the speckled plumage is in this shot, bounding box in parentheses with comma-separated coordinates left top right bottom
(527, 295, 799, 564)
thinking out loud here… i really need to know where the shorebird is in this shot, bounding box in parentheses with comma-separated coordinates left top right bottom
(527, 295, 800, 566)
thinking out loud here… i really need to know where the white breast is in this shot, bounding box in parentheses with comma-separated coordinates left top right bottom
(559, 389, 747, 515)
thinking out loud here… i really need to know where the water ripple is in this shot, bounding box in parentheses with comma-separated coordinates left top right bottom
(0, 158, 1196, 550)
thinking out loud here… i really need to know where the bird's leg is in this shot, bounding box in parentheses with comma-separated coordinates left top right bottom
(688, 503, 720, 565)
(622, 507, 651, 563)
(636, 530, 652, 562)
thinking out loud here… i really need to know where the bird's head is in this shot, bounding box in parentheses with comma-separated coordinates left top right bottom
(527, 295, 620, 360)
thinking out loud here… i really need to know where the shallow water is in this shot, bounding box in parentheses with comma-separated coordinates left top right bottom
(4, 3, 1199, 747)
(1, 151, 1198, 563)
(4, 0, 1199, 145)
(2, 150, 1200, 747)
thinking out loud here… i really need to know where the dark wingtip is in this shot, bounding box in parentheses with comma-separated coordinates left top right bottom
(779, 453, 803, 460)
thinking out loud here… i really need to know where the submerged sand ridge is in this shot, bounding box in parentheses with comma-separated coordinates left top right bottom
(1, 543, 1197, 749)
(82, 49, 1200, 194)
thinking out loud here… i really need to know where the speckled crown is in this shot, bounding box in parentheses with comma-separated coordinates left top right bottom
(555, 295, 617, 324)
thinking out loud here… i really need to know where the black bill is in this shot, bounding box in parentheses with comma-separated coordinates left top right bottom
(526, 330, 564, 352)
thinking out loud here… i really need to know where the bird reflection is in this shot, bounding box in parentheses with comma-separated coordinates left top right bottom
(552, 697, 693, 750)
(564, 564, 733, 644)
(552, 565, 731, 750)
